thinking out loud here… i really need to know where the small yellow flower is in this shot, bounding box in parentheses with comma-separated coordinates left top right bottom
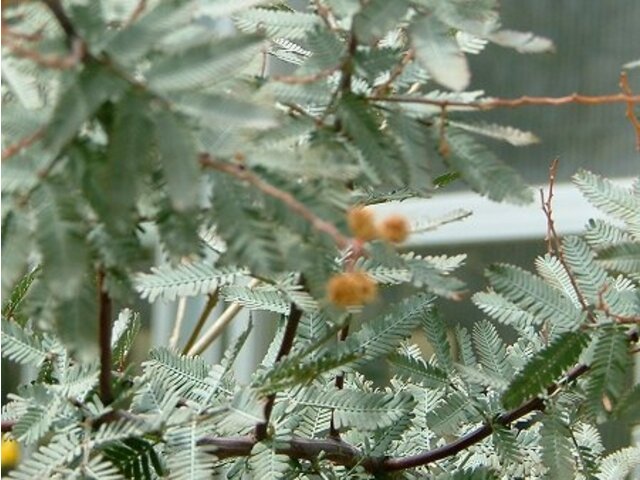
(1, 434, 20, 470)
(327, 271, 378, 307)
(378, 214, 410, 244)
(347, 207, 378, 242)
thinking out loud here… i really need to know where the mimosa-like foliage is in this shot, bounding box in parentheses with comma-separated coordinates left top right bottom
(1, 1, 639, 478)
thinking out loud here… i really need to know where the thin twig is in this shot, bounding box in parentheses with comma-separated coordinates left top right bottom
(97, 269, 113, 405)
(255, 304, 304, 440)
(41, 0, 81, 45)
(272, 66, 339, 85)
(168, 297, 188, 350)
(186, 280, 260, 356)
(199, 154, 350, 249)
(1, 34, 85, 69)
(124, 0, 147, 26)
(540, 160, 593, 322)
(368, 92, 640, 109)
(329, 321, 350, 439)
(371, 49, 415, 97)
(619, 71, 640, 150)
(1, 128, 45, 162)
(181, 290, 219, 355)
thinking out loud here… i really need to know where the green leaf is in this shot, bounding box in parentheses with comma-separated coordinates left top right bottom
(473, 319, 511, 379)
(597, 242, 640, 278)
(492, 425, 522, 464)
(448, 120, 539, 146)
(300, 387, 415, 430)
(489, 30, 555, 53)
(426, 390, 474, 435)
(445, 130, 533, 204)
(102, 437, 164, 480)
(337, 93, 402, 185)
(562, 236, 608, 303)
(540, 415, 575, 479)
(487, 264, 585, 332)
(234, 9, 321, 40)
(502, 331, 588, 409)
(1, 210, 32, 303)
(111, 309, 141, 370)
(173, 92, 278, 130)
(386, 113, 434, 194)
(410, 15, 470, 91)
(54, 281, 99, 357)
(597, 446, 640, 480)
(154, 109, 200, 212)
(249, 441, 290, 480)
(353, 0, 409, 44)
(472, 290, 540, 332)
(33, 179, 89, 300)
(43, 66, 126, 158)
(102, 93, 153, 233)
(573, 169, 640, 225)
(1, 319, 58, 367)
(220, 285, 290, 314)
(348, 293, 435, 365)
(106, 2, 197, 64)
(135, 260, 246, 302)
(148, 34, 265, 92)
(585, 326, 630, 415)
(421, 308, 454, 372)
(388, 350, 449, 388)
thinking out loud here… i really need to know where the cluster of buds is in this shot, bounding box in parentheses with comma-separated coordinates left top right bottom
(326, 207, 411, 308)
(347, 207, 410, 244)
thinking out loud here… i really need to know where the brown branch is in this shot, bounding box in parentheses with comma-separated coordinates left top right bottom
(1, 128, 45, 162)
(1, 421, 16, 433)
(371, 49, 415, 97)
(329, 321, 350, 438)
(97, 269, 114, 405)
(619, 71, 640, 150)
(125, 0, 147, 26)
(181, 291, 219, 355)
(255, 304, 304, 440)
(195, 329, 640, 473)
(368, 92, 640, 110)
(2, 34, 85, 69)
(199, 153, 351, 249)
(41, 0, 80, 45)
(272, 66, 339, 85)
(540, 159, 593, 321)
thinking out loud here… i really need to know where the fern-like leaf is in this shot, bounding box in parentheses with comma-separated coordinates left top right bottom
(502, 331, 588, 409)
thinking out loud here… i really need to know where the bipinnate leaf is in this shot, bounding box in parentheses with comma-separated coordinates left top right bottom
(502, 331, 588, 409)
(410, 15, 470, 91)
(154, 109, 200, 212)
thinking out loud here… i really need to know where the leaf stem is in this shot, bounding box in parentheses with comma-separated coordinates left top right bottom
(181, 290, 219, 355)
(255, 304, 303, 440)
(97, 269, 113, 404)
(186, 280, 260, 356)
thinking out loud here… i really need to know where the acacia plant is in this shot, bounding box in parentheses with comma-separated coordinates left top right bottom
(1, 0, 640, 478)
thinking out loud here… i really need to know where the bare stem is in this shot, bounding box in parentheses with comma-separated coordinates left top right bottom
(168, 297, 188, 350)
(540, 159, 593, 322)
(181, 290, 219, 355)
(97, 269, 113, 404)
(619, 71, 640, 150)
(329, 321, 350, 438)
(186, 280, 260, 356)
(368, 92, 640, 109)
(255, 304, 304, 440)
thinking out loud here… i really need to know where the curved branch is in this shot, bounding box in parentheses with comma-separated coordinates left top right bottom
(368, 92, 640, 110)
(199, 153, 351, 249)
